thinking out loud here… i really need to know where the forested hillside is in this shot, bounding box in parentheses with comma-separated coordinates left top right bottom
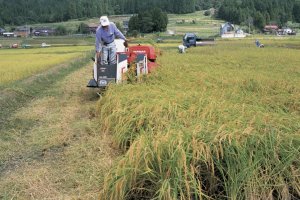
(0, 0, 198, 25)
(0, 0, 299, 27)
(218, 0, 300, 28)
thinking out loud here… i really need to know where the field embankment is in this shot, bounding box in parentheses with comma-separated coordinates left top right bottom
(98, 39, 300, 199)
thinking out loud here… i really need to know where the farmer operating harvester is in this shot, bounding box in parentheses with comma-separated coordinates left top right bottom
(87, 16, 157, 88)
(95, 16, 129, 65)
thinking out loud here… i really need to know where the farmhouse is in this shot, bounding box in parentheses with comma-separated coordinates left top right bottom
(14, 26, 30, 37)
(263, 25, 278, 34)
(87, 24, 98, 34)
(220, 22, 246, 38)
(220, 22, 234, 35)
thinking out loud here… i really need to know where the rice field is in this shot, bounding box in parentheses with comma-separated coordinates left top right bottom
(97, 38, 300, 199)
(0, 46, 92, 85)
(166, 11, 223, 37)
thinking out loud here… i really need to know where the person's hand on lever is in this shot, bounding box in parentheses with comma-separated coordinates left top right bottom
(96, 51, 101, 63)
(123, 40, 129, 48)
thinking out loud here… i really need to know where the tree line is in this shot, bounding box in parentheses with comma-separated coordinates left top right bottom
(0, 0, 108, 26)
(217, 0, 300, 29)
(0, 0, 197, 26)
(0, 0, 221, 25)
(0, 0, 299, 29)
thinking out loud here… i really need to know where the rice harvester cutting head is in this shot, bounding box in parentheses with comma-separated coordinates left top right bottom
(87, 39, 157, 88)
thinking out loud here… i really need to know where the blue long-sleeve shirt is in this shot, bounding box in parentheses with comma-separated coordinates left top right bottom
(95, 22, 126, 52)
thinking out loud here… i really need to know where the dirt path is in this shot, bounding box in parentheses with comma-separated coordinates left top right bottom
(0, 63, 119, 199)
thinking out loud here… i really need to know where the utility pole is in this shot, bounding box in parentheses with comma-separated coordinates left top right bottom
(26, 23, 28, 38)
(247, 17, 253, 35)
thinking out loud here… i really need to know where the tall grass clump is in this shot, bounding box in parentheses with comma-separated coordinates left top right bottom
(100, 132, 299, 200)
(98, 39, 300, 199)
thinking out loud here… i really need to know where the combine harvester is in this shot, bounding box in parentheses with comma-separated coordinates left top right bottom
(87, 39, 157, 88)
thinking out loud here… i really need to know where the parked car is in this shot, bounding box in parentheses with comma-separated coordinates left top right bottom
(183, 33, 215, 47)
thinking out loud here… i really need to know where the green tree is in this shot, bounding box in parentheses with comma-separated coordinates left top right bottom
(114, 4, 122, 15)
(56, 25, 67, 35)
(128, 8, 168, 33)
(254, 11, 265, 30)
(131, 30, 139, 38)
(293, 1, 300, 22)
(139, 11, 153, 33)
(204, 10, 211, 16)
(115, 22, 124, 34)
(128, 15, 139, 32)
(67, 1, 77, 19)
(218, 0, 295, 29)
(151, 8, 168, 32)
(77, 23, 90, 34)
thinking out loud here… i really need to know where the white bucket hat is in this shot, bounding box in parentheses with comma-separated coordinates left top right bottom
(100, 16, 110, 26)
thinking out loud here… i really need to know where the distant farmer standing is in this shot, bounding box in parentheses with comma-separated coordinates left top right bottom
(95, 16, 128, 65)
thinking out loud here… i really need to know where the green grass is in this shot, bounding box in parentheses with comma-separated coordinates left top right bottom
(98, 39, 300, 199)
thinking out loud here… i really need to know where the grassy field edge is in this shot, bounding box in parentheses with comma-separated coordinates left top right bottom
(0, 50, 93, 130)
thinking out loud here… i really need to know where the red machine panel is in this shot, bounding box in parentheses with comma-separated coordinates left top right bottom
(127, 45, 158, 72)
(128, 45, 157, 61)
